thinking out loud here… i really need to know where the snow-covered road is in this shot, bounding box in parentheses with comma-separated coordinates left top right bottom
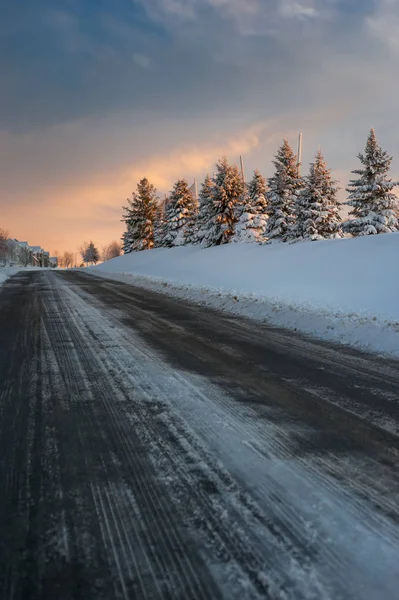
(0, 270, 398, 599)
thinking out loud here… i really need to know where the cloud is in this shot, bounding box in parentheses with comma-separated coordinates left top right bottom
(0, 98, 354, 251)
(279, 1, 318, 19)
(138, 0, 335, 35)
(2, 0, 399, 254)
(366, 0, 399, 55)
(127, 121, 267, 189)
(132, 53, 152, 68)
(0, 0, 382, 134)
(0, 119, 268, 252)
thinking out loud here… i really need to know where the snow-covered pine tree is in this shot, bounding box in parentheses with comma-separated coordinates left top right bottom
(214, 157, 245, 244)
(122, 178, 158, 252)
(232, 169, 268, 243)
(184, 185, 200, 246)
(266, 140, 303, 242)
(344, 128, 399, 236)
(295, 149, 342, 240)
(198, 157, 244, 246)
(153, 197, 168, 248)
(162, 179, 198, 247)
(192, 174, 216, 247)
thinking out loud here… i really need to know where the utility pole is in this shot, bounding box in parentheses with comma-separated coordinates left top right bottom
(240, 155, 245, 185)
(297, 132, 303, 176)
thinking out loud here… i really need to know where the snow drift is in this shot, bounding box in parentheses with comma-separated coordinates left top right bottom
(88, 233, 399, 357)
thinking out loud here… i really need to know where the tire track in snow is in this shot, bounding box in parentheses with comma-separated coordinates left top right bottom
(40, 281, 224, 599)
(1, 270, 399, 599)
(69, 273, 399, 528)
(82, 272, 399, 440)
(51, 279, 322, 599)
(54, 272, 399, 599)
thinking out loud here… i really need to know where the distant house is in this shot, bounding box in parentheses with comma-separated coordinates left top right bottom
(49, 256, 58, 268)
(43, 251, 50, 268)
(14, 240, 33, 266)
(1, 238, 52, 267)
(30, 246, 43, 267)
(29, 246, 51, 267)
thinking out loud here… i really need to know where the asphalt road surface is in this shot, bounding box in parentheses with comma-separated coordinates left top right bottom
(0, 270, 399, 600)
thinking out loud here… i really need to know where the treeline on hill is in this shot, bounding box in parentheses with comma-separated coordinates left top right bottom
(122, 129, 399, 254)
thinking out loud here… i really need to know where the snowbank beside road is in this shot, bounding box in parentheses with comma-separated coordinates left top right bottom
(0, 267, 20, 287)
(88, 233, 399, 357)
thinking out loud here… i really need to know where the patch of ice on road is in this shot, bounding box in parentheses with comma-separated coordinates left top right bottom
(87, 233, 399, 357)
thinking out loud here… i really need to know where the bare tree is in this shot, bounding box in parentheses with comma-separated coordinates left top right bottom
(101, 245, 109, 262)
(18, 245, 32, 267)
(0, 228, 9, 266)
(63, 251, 74, 268)
(101, 241, 122, 262)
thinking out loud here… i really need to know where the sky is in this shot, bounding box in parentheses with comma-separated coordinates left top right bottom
(1, 0, 399, 254)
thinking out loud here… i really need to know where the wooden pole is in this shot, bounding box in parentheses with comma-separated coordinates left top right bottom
(240, 155, 245, 184)
(297, 133, 303, 176)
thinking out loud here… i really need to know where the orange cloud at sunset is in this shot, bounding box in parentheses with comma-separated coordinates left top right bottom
(2, 101, 398, 256)
(2, 122, 274, 254)
(2, 0, 399, 259)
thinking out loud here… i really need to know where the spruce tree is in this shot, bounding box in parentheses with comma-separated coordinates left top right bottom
(344, 129, 399, 236)
(198, 157, 244, 246)
(266, 140, 303, 242)
(295, 150, 342, 240)
(193, 174, 216, 247)
(153, 198, 168, 248)
(81, 241, 99, 264)
(122, 178, 158, 252)
(87, 241, 100, 264)
(162, 179, 198, 247)
(214, 157, 245, 244)
(232, 169, 268, 243)
(184, 192, 200, 245)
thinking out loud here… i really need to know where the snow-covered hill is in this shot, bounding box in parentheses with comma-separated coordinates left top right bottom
(89, 233, 399, 357)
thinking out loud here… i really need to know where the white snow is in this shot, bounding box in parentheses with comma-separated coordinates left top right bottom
(0, 266, 49, 288)
(88, 233, 399, 357)
(0, 267, 21, 287)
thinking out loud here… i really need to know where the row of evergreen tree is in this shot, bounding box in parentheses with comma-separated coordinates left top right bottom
(122, 129, 399, 253)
